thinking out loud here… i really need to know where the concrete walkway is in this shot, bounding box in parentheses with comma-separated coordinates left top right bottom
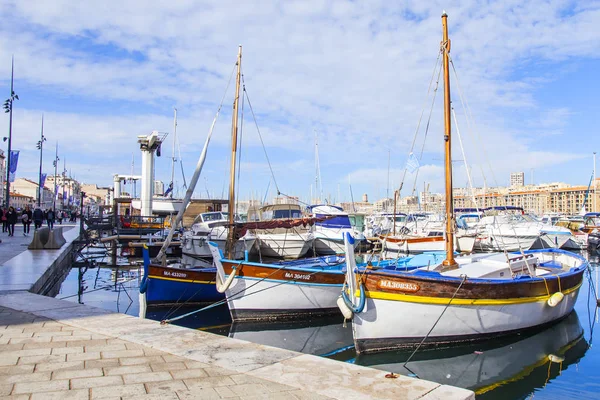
(0, 292, 475, 400)
(0, 225, 79, 295)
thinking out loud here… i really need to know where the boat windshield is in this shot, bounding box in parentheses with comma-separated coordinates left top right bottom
(201, 212, 226, 222)
(263, 209, 303, 219)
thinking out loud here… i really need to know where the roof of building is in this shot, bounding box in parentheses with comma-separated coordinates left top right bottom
(10, 192, 34, 199)
(15, 178, 40, 186)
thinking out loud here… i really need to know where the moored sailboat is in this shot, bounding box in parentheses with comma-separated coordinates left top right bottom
(340, 12, 588, 354)
(139, 47, 246, 313)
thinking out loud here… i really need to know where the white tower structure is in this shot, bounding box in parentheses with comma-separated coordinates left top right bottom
(113, 174, 122, 199)
(112, 174, 141, 214)
(137, 131, 164, 218)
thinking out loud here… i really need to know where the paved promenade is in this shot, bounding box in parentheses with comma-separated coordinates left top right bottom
(0, 292, 475, 400)
(1, 303, 325, 400)
(0, 223, 76, 266)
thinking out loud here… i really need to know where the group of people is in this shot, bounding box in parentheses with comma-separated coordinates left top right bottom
(0, 206, 75, 237)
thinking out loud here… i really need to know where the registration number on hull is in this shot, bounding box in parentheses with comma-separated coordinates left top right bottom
(162, 271, 188, 279)
(284, 272, 312, 281)
(377, 280, 420, 292)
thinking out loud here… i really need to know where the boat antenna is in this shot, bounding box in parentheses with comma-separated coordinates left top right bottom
(441, 11, 457, 269)
(315, 129, 323, 203)
(226, 45, 242, 259)
(169, 108, 177, 198)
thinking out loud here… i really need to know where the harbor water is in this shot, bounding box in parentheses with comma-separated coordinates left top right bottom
(56, 251, 600, 400)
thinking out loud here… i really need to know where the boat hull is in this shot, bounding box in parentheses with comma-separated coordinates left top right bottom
(145, 265, 223, 305)
(353, 292, 580, 353)
(474, 234, 538, 252)
(349, 250, 586, 353)
(314, 236, 369, 255)
(182, 236, 256, 260)
(221, 260, 344, 321)
(257, 234, 313, 259)
(381, 235, 446, 254)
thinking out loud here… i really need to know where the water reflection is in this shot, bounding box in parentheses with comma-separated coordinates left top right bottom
(229, 318, 354, 356)
(350, 312, 587, 399)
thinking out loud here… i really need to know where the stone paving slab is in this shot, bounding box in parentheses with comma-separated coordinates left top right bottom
(0, 292, 475, 399)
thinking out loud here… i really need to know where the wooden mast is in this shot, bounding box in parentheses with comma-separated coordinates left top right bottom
(226, 45, 242, 259)
(441, 12, 457, 268)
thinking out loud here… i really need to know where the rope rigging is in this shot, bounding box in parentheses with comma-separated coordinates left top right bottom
(241, 74, 281, 197)
(397, 51, 443, 196)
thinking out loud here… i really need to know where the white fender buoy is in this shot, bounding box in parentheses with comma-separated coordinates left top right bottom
(216, 267, 237, 293)
(337, 296, 354, 320)
(138, 292, 147, 319)
(547, 292, 564, 307)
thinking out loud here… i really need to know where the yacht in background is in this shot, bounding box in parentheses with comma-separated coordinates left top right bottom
(308, 204, 367, 255)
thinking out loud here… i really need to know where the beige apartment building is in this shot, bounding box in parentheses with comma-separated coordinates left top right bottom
(453, 180, 600, 215)
(12, 178, 54, 208)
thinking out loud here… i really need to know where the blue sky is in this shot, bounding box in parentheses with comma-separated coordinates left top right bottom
(0, 0, 599, 204)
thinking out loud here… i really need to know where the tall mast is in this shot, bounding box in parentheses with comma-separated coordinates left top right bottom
(170, 108, 177, 198)
(5, 56, 15, 208)
(441, 12, 456, 268)
(226, 45, 242, 258)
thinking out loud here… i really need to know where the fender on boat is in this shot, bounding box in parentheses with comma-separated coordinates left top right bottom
(547, 292, 564, 307)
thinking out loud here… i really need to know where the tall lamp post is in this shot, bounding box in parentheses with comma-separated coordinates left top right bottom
(80, 191, 86, 233)
(36, 115, 46, 206)
(52, 143, 59, 211)
(3, 56, 18, 208)
(594, 152, 597, 213)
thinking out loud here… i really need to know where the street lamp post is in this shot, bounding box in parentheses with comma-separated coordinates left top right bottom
(3, 56, 18, 208)
(80, 191, 86, 233)
(36, 115, 46, 207)
(52, 143, 59, 211)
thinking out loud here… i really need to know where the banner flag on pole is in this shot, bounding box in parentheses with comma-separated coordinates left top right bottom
(40, 173, 47, 188)
(164, 182, 173, 197)
(405, 152, 420, 173)
(8, 150, 19, 182)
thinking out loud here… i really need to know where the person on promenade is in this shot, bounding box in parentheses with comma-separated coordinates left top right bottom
(57, 210, 63, 225)
(6, 206, 17, 237)
(46, 208, 55, 229)
(1, 207, 7, 233)
(33, 207, 44, 229)
(21, 206, 32, 236)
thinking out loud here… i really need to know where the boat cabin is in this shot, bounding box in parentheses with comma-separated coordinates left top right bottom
(260, 204, 303, 220)
(307, 205, 352, 229)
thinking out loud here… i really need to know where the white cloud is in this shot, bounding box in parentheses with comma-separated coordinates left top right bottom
(0, 0, 598, 201)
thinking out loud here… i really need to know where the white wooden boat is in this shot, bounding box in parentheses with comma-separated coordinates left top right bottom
(339, 13, 587, 355)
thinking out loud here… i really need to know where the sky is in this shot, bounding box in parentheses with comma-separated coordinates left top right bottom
(0, 0, 599, 204)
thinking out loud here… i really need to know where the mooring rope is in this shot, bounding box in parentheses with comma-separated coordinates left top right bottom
(403, 274, 467, 373)
(162, 260, 340, 324)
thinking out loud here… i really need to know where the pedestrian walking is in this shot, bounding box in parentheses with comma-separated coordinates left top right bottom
(33, 207, 44, 229)
(57, 210, 63, 225)
(6, 206, 17, 237)
(21, 206, 32, 235)
(46, 209, 55, 229)
(1, 207, 7, 233)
